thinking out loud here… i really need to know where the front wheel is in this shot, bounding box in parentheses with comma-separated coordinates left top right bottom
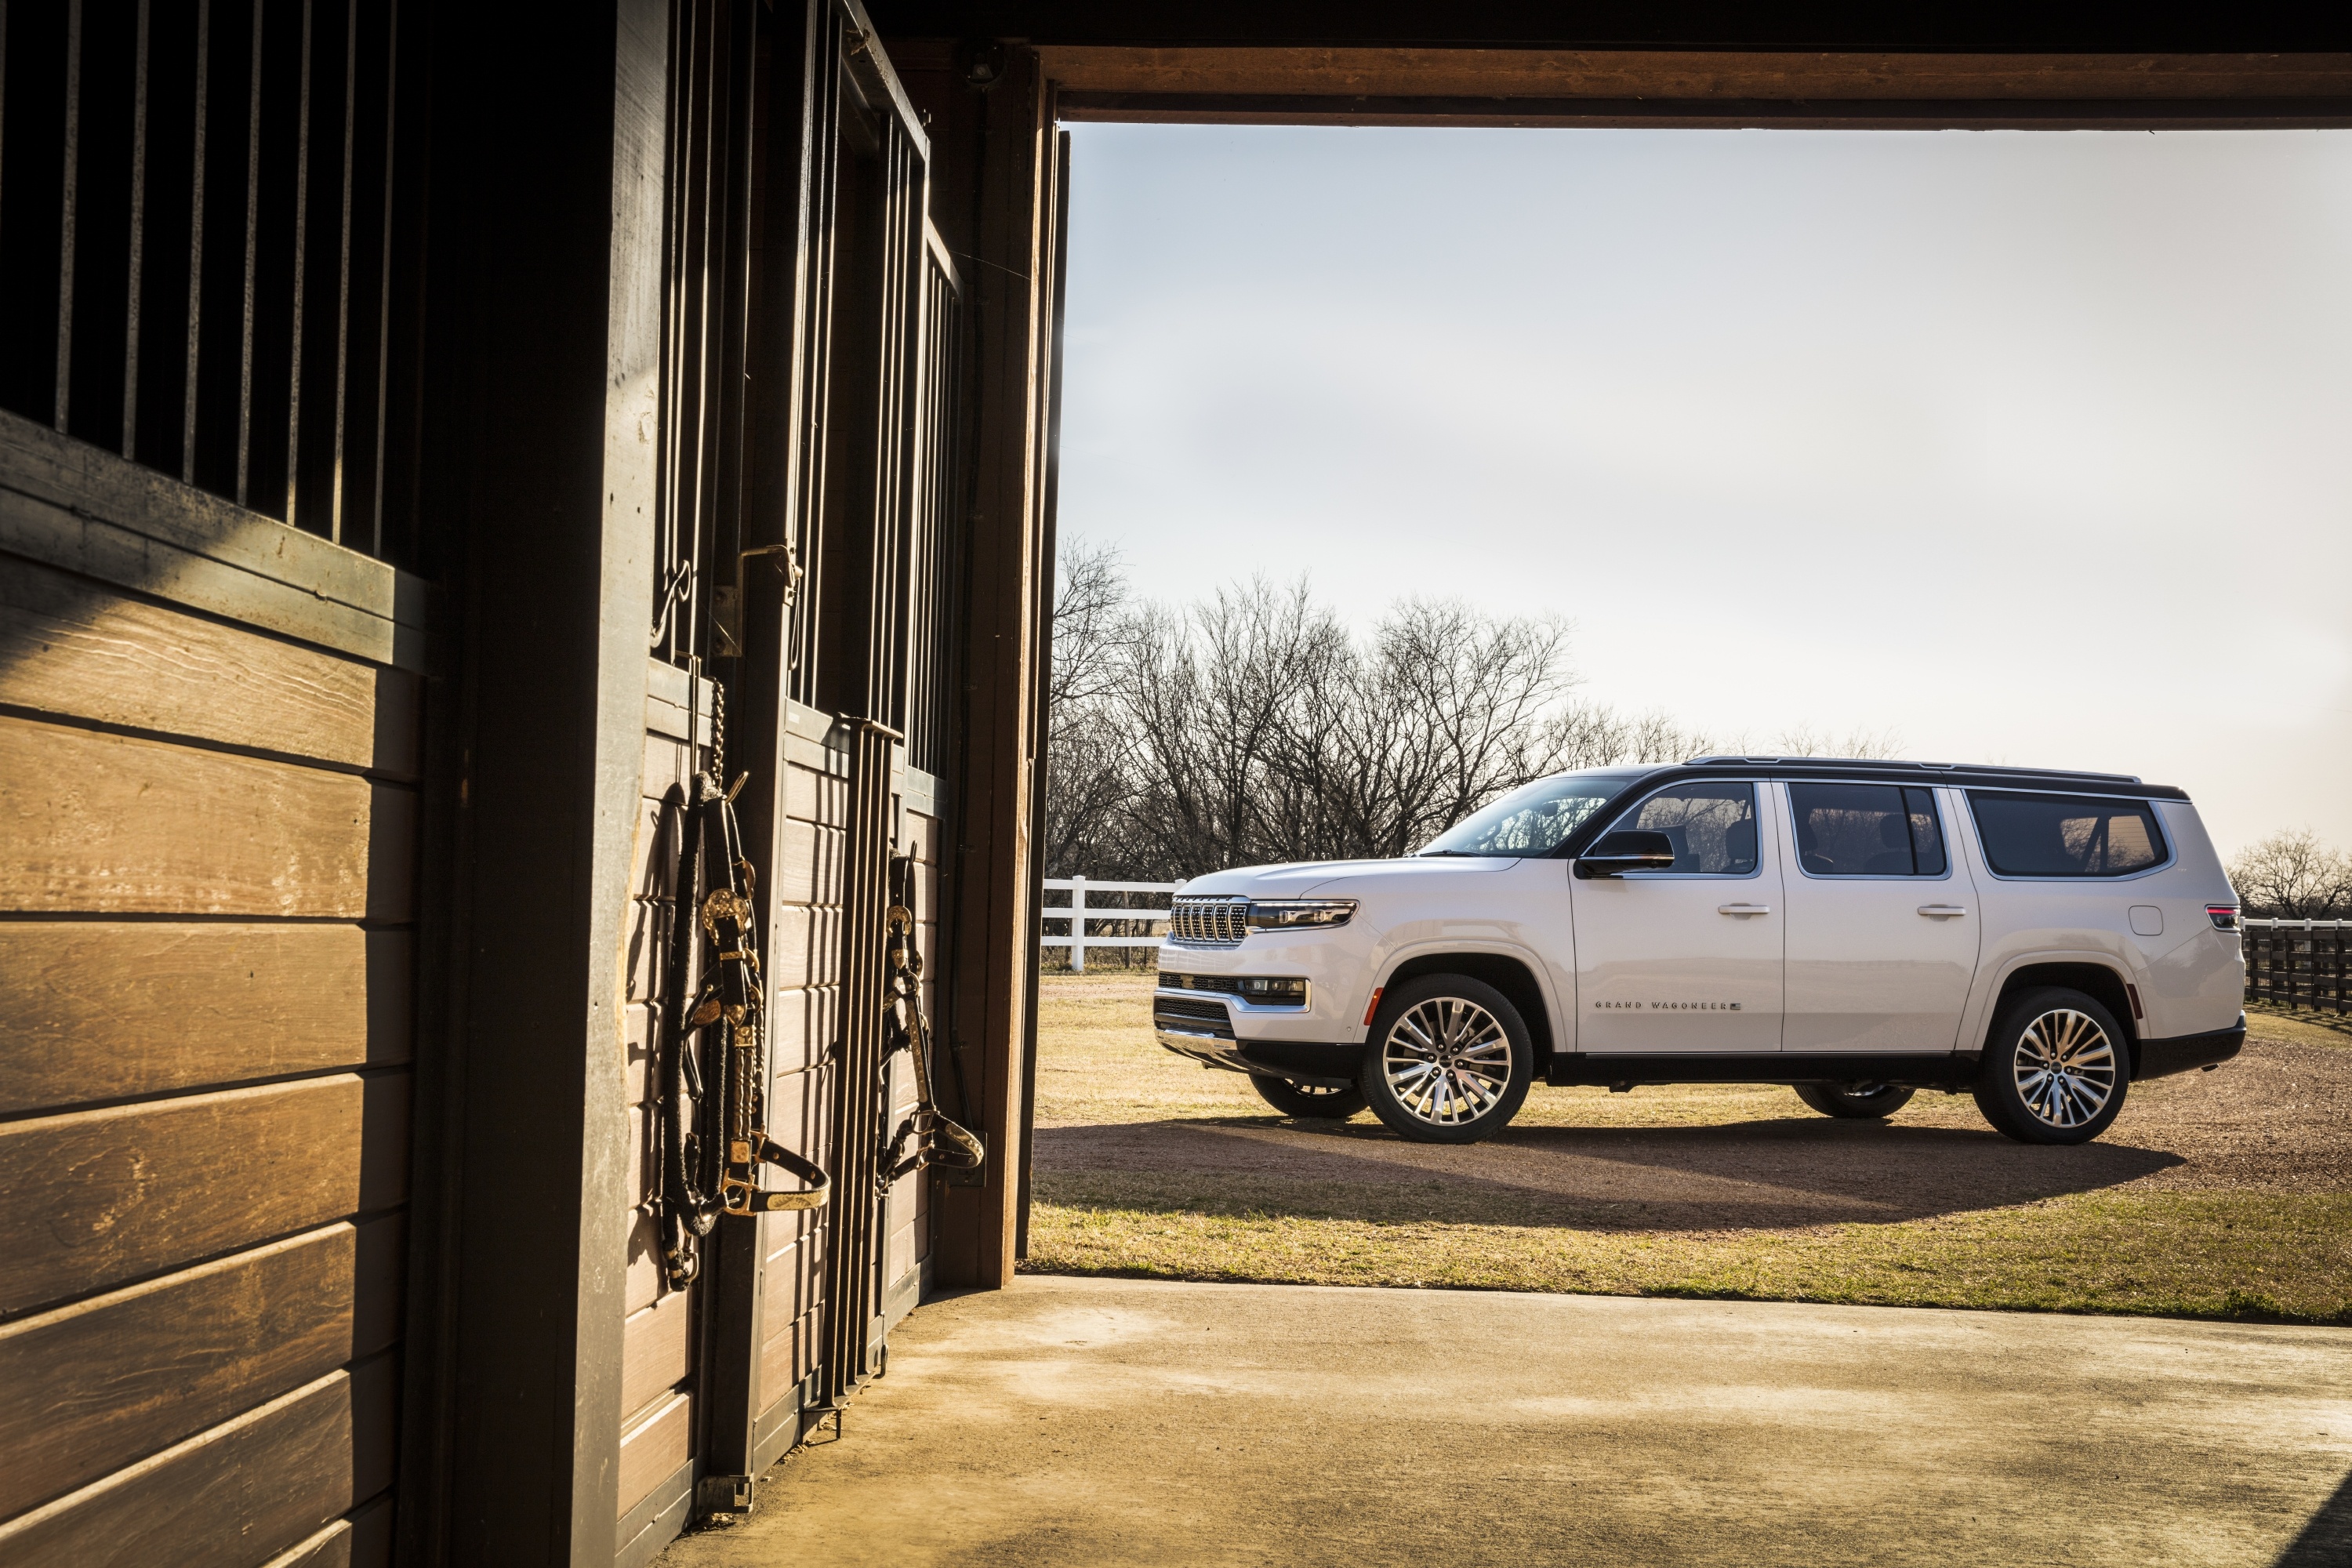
(1973, 986, 2129, 1145)
(1793, 1082, 1915, 1120)
(1250, 1074, 1366, 1120)
(1359, 975, 1534, 1145)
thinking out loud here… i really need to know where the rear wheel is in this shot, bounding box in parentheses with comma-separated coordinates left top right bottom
(1249, 1074, 1365, 1120)
(1359, 975, 1534, 1145)
(1793, 1082, 1915, 1120)
(1973, 986, 2129, 1145)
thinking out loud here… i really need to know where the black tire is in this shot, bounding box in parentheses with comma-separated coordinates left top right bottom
(1973, 985, 2130, 1145)
(1359, 974, 1534, 1145)
(1249, 1073, 1366, 1120)
(1793, 1083, 1916, 1120)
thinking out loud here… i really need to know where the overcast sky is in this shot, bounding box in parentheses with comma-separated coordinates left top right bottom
(1056, 124, 2352, 860)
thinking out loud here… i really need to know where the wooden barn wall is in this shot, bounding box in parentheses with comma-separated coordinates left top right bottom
(612, 662, 714, 1563)
(0, 409, 423, 1566)
(752, 702, 851, 1461)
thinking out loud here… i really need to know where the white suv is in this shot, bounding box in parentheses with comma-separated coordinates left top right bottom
(1152, 760, 2246, 1146)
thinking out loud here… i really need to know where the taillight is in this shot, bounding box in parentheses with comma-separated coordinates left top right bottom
(2207, 905, 2239, 931)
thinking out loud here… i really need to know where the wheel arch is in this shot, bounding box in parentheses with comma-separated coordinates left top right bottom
(1378, 950, 1556, 1056)
(1985, 960, 2143, 1074)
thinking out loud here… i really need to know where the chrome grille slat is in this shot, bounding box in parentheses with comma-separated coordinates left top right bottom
(1169, 895, 1248, 947)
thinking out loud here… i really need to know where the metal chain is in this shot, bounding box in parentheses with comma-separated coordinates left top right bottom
(710, 679, 727, 782)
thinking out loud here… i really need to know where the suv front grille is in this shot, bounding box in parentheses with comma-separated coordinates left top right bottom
(1152, 995, 1235, 1038)
(1169, 895, 1248, 946)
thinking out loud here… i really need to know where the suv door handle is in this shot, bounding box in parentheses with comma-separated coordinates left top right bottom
(1918, 905, 1969, 917)
(1717, 903, 1770, 916)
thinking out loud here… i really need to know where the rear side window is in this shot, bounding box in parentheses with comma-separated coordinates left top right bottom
(1968, 791, 2166, 877)
(1790, 784, 1947, 877)
(1613, 782, 1759, 875)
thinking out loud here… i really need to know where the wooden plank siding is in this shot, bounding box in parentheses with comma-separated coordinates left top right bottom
(0, 924, 412, 1112)
(754, 703, 852, 1443)
(0, 1359, 398, 1568)
(615, 659, 708, 1523)
(0, 423, 417, 1561)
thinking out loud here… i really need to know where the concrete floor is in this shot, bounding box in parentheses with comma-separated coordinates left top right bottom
(661, 1277, 2352, 1568)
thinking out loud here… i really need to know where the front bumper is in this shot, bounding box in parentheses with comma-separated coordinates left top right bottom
(1154, 1024, 1363, 1087)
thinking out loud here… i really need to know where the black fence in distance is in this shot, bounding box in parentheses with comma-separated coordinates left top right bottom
(2244, 918, 2350, 1018)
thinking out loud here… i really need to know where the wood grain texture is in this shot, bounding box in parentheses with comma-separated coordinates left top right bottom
(623, 1210, 665, 1316)
(615, 1391, 691, 1522)
(0, 717, 416, 917)
(757, 1306, 818, 1404)
(0, 1073, 410, 1314)
(0, 1357, 396, 1566)
(760, 1229, 822, 1345)
(1033, 46, 2352, 101)
(0, 924, 411, 1113)
(0, 554, 421, 775)
(264, 1494, 393, 1568)
(619, 1287, 694, 1426)
(0, 411, 427, 671)
(0, 1218, 402, 1518)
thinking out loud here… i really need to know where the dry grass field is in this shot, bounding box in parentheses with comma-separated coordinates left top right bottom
(1023, 973, 2352, 1322)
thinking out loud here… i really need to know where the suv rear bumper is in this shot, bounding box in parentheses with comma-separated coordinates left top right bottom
(2134, 1020, 2246, 1081)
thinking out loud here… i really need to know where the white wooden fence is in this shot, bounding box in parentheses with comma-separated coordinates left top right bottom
(1040, 876, 1178, 972)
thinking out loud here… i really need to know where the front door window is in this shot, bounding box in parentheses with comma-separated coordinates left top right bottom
(1569, 781, 1784, 1053)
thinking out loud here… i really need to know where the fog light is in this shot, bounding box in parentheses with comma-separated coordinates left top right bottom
(1236, 976, 1308, 1006)
(2207, 905, 2239, 931)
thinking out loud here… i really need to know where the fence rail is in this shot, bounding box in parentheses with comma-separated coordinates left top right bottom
(2244, 916, 2350, 1018)
(1040, 876, 1178, 972)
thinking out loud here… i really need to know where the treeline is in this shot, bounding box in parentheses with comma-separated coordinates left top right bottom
(2230, 830, 2352, 919)
(1042, 540, 1891, 882)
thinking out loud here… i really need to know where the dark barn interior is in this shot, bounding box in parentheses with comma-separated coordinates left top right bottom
(0, 4, 2346, 1563)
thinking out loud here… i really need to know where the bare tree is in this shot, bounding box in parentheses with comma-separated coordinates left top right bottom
(1042, 541, 1142, 877)
(1040, 535, 1920, 884)
(1762, 722, 1905, 760)
(2228, 829, 2352, 918)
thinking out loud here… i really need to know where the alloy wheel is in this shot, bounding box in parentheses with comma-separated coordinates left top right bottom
(1382, 996, 1513, 1127)
(2012, 1007, 2118, 1130)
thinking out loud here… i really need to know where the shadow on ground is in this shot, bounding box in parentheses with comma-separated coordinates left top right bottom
(1036, 1114, 2184, 1229)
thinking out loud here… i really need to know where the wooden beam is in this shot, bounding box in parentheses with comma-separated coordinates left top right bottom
(891, 47, 1058, 1290)
(1036, 46, 2352, 129)
(1033, 47, 2352, 101)
(0, 411, 431, 673)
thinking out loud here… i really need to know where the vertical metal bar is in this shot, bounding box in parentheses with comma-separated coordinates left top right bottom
(328, 0, 354, 544)
(235, 0, 263, 507)
(0, 0, 10, 248)
(365, 0, 397, 557)
(1069, 876, 1085, 973)
(55, 0, 84, 432)
(284, 0, 311, 527)
(122, 0, 151, 456)
(183, 0, 210, 484)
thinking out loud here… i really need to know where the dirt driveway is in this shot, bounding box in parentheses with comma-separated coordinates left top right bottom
(1023, 975, 2352, 1319)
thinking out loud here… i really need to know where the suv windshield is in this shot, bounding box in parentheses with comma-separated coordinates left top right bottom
(1418, 772, 1636, 858)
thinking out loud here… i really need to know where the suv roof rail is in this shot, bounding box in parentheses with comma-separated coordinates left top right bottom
(1680, 755, 2145, 786)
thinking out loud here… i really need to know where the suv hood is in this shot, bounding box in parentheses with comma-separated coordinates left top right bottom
(1179, 857, 1519, 899)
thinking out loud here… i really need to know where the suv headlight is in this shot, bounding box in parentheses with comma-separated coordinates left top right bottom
(1246, 898, 1356, 932)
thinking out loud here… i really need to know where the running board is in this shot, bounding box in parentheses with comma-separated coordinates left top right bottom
(1546, 1052, 1982, 1090)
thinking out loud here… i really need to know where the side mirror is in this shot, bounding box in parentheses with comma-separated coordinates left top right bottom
(1573, 829, 1678, 880)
